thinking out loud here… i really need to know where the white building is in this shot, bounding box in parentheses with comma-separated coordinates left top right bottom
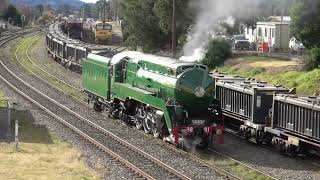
(244, 16, 291, 52)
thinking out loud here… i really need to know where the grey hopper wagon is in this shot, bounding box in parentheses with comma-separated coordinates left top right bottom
(46, 21, 128, 74)
(215, 80, 293, 142)
(210, 72, 246, 82)
(266, 94, 320, 151)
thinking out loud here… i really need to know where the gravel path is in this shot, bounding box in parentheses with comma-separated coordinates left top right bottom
(3, 33, 320, 180)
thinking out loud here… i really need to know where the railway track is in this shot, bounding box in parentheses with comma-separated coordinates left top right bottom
(22, 33, 276, 179)
(0, 30, 235, 180)
(14, 34, 85, 104)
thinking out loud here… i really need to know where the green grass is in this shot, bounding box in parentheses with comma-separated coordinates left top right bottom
(0, 90, 8, 107)
(0, 110, 101, 179)
(11, 35, 85, 101)
(216, 57, 320, 95)
(195, 150, 273, 180)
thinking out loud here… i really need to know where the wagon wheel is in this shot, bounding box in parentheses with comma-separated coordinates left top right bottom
(151, 123, 161, 138)
(143, 111, 153, 134)
(88, 97, 95, 109)
(101, 104, 109, 116)
(134, 108, 144, 130)
(151, 112, 163, 138)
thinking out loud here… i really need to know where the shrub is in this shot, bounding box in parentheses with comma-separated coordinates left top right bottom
(310, 47, 320, 68)
(201, 39, 232, 69)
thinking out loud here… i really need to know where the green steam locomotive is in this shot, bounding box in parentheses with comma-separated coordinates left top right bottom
(82, 51, 224, 148)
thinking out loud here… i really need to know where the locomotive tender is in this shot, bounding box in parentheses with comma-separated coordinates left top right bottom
(82, 51, 224, 148)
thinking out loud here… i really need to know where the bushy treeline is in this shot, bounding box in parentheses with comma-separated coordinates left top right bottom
(290, 0, 320, 68)
(120, 0, 193, 52)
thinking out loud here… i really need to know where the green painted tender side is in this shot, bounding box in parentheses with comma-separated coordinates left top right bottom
(82, 54, 111, 98)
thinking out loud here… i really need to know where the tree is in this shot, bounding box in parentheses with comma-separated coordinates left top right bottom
(120, 0, 165, 51)
(120, 0, 193, 52)
(33, 4, 44, 20)
(95, 0, 111, 21)
(290, 0, 320, 49)
(153, 0, 193, 45)
(56, 4, 73, 16)
(201, 39, 231, 69)
(1, 4, 22, 26)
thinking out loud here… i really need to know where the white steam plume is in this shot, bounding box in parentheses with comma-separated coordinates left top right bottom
(180, 0, 261, 62)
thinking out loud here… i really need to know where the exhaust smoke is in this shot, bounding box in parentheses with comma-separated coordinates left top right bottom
(180, 0, 262, 62)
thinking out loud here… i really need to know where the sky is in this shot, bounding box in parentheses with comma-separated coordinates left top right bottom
(80, 0, 99, 3)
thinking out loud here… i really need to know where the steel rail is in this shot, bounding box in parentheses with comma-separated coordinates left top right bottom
(25, 34, 82, 92)
(0, 32, 192, 180)
(208, 147, 277, 180)
(13, 34, 86, 105)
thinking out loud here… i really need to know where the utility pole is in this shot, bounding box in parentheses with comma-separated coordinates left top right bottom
(82, 3, 85, 19)
(103, 0, 106, 23)
(172, 0, 176, 57)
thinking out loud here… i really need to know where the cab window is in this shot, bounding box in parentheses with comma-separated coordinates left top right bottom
(104, 25, 112, 30)
(96, 25, 103, 30)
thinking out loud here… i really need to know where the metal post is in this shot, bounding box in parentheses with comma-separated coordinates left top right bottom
(15, 120, 19, 151)
(7, 101, 10, 137)
(172, 0, 176, 57)
(21, 15, 26, 30)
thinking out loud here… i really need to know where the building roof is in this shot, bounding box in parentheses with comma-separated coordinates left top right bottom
(267, 16, 291, 22)
(257, 21, 290, 26)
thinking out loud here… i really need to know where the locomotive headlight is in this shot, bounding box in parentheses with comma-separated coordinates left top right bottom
(194, 87, 205, 97)
(216, 129, 222, 135)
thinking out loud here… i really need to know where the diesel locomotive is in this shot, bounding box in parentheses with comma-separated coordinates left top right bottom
(91, 21, 113, 45)
(82, 51, 224, 148)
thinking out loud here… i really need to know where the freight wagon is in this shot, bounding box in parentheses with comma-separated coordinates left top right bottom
(63, 18, 83, 40)
(46, 22, 127, 73)
(266, 94, 320, 153)
(215, 80, 292, 143)
(210, 72, 246, 82)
